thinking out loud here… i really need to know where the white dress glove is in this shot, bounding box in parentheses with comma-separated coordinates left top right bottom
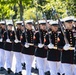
(6, 39, 11, 43)
(14, 39, 20, 43)
(0, 38, 2, 42)
(48, 43, 54, 49)
(24, 43, 29, 48)
(63, 44, 70, 51)
(38, 43, 44, 48)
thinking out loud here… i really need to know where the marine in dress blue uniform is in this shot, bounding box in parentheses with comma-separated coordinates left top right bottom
(12, 21, 23, 75)
(3, 21, 15, 74)
(34, 20, 47, 75)
(45, 20, 61, 75)
(21, 20, 35, 75)
(0, 21, 6, 71)
(58, 16, 75, 75)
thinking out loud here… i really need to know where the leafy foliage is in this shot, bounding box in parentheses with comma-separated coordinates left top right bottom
(0, 0, 76, 20)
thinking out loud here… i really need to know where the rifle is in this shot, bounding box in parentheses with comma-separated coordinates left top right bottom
(34, 0, 42, 44)
(22, 19, 28, 43)
(52, 8, 76, 51)
(12, 19, 19, 42)
(52, 8, 69, 44)
(4, 19, 9, 40)
(42, 13, 57, 49)
(42, 13, 52, 43)
(3, 19, 10, 49)
(36, 12, 42, 44)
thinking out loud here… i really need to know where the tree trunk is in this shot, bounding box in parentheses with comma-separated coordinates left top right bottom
(19, 0, 23, 20)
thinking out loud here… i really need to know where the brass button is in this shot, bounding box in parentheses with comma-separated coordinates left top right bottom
(55, 43, 57, 45)
(70, 37, 72, 39)
(55, 35, 56, 38)
(70, 34, 72, 36)
(31, 37, 33, 38)
(70, 42, 72, 44)
(31, 38, 33, 40)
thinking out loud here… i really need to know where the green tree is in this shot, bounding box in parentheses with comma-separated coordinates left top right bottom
(0, 0, 76, 20)
(0, 0, 33, 20)
(60, 0, 76, 16)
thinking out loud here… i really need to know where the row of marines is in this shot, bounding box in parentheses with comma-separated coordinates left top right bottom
(0, 16, 76, 75)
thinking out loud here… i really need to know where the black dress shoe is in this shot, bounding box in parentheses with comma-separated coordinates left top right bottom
(57, 73, 61, 75)
(0, 67, 5, 71)
(15, 73, 19, 75)
(18, 71, 22, 75)
(31, 67, 38, 74)
(62, 73, 65, 75)
(7, 68, 12, 74)
(22, 63, 25, 69)
(45, 71, 50, 75)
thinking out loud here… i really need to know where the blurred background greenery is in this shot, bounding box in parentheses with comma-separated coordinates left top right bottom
(0, 0, 76, 20)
